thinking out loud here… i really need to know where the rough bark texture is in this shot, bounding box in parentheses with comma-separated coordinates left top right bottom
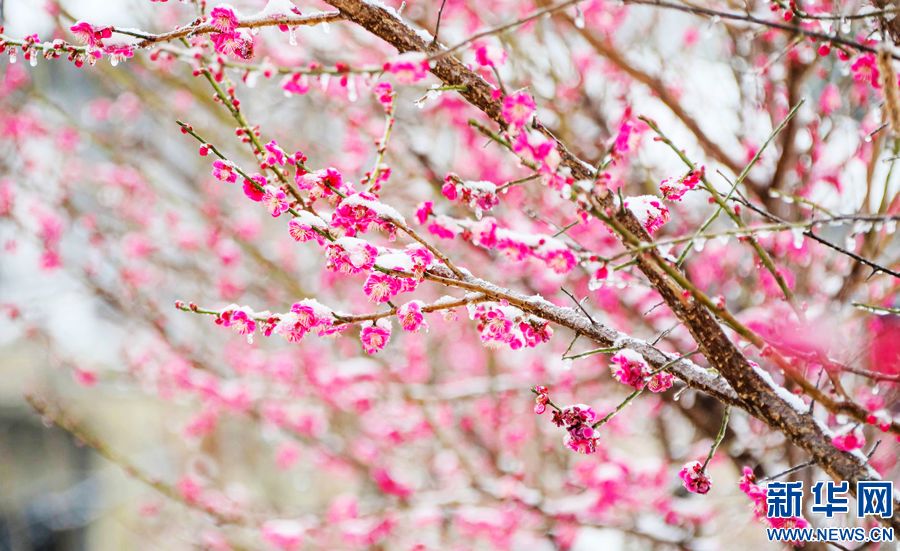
(323, 0, 899, 528)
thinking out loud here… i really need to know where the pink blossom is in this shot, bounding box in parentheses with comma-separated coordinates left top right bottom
(397, 300, 427, 332)
(217, 306, 257, 340)
(624, 195, 669, 234)
(211, 30, 254, 60)
(502, 91, 536, 128)
(282, 73, 310, 96)
(831, 426, 865, 452)
(209, 6, 239, 32)
(646, 371, 674, 393)
(541, 248, 577, 274)
(242, 174, 267, 202)
(660, 167, 704, 201)
(415, 201, 433, 224)
(474, 41, 507, 68)
(609, 349, 650, 390)
(261, 185, 289, 217)
(678, 461, 712, 494)
(211, 159, 238, 183)
(552, 404, 599, 454)
(851, 54, 880, 89)
(360, 319, 392, 354)
(325, 238, 377, 274)
(383, 52, 429, 84)
(288, 216, 325, 245)
(362, 272, 402, 303)
(69, 21, 112, 49)
(264, 140, 287, 167)
(373, 82, 394, 111)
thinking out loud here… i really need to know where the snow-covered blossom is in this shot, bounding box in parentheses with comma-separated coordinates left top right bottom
(678, 461, 712, 494)
(502, 91, 536, 129)
(331, 192, 402, 237)
(211, 30, 254, 60)
(383, 52, 429, 84)
(609, 349, 673, 393)
(397, 300, 427, 332)
(624, 195, 670, 234)
(442, 174, 499, 214)
(360, 319, 392, 354)
(217, 305, 257, 341)
(660, 167, 704, 201)
(551, 404, 599, 454)
(261, 185, 289, 217)
(325, 237, 377, 274)
(287, 212, 327, 244)
(295, 167, 348, 199)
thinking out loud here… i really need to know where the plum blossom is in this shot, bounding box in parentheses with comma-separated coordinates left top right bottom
(211, 159, 238, 183)
(397, 300, 427, 332)
(261, 185, 289, 217)
(624, 195, 670, 234)
(551, 404, 599, 454)
(288, 212, 327, 245)
(660, 167, 704, 201)
(533, 385, 550, 414)
(609, 349, 673, 392)
(441, 174, 499, 214)
(502, 91, 536, 128)
(211, 30, 254, 60)
(831, 425, 865, 452)
(473, 41, 507, 68)
(371, 467, 412, 499)
(678, 461, 712, 494)
(360, 319, 392, 354)
(362, 272, 402, 303)
(216, 305, 257, 341)
(325, 237, 377, 274)
(851, 54, 880, 89)
(209, 5, 239, 32)
(383, 52, 429, 84)
(69, 21, 112, 54)
(263, 140, 288, 167)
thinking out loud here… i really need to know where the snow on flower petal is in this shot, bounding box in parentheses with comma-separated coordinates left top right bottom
(360, 318, 392, 354)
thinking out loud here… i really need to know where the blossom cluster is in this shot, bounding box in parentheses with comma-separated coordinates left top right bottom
(421, 214, 579, 275)
(609, 349, 674, 393)
(551, 404, 600, 455)
(441, 174, 500, 215)
(468, 302, 552, 350)
(208, 6, 254, 60)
